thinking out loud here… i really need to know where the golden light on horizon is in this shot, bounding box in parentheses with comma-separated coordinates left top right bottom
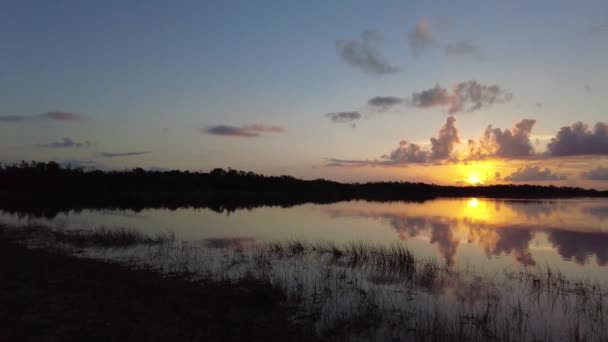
(466, 175, 482, 185)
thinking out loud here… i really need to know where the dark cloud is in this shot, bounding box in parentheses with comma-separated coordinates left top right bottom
(0, 111, 85, 123)
(0, 115, 28, 123)
(38, 137, 92, 149)
(546, 121, 608, 156)
(468, 119, 536, 159)
(581, 166, 608, 181)
(386, 115, 460, 164)
(409, 81, 511, 114)
(444, 40, 483, 59)
(336, 30, 400, 75)
(430, 116, 459, 159)
(202, 124, 285, 138)
(367, 96, 405, 111)
(40, 111, 85, 121)
(325, 111, 362, 123)
(409, 18, 435, 54)
(504, 165, 566, 182)
(99, 151, 151, 158)
(410, 84, 451, 109)
(328, 116, 459, 167)
(386, 141, 430, 164)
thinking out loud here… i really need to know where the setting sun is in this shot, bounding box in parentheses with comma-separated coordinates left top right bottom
(466, 175, 482, 185)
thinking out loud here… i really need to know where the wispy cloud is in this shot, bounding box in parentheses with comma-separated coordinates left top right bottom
(0, 111, 85, 123)
(581, 166, 608, 181)
(444, 40, 483, 59)
(99, 151, 151, 158)
(325, 111, 361, 124)
(38, 137, 92, 149)
(336, 30, 400, 75)
(409, 81, 512, 114)
(409, 18, 435, 54)
(202, 124, 285, 138)
(367, 96, 405, 111)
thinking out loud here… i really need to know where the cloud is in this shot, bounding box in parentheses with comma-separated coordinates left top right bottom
(584, 84, 592, 93)
(202, 124, 286, 138)
(336, 30, 400, 75)
(386, 141, 431, 164)
(328, 115, 459, 167)
(581, 166, 608, 181)
(325, 111, 362, 123)
(444, 40, 483, 59)
(38, 137, 92, 149)
(409, 18, 435, 54)
(0, 111, 85, 123)
(99, 151, 151, 158)
(468, 119, 536, 159)
(367, 96, 405, 111)
(409, 81, 511, 114)
(325, 158, 380, 167)
(40, 111, 85, 121)
(430, 116, 459, 159)
(546, 121, 608, 156)
(503, 165, 566, 182)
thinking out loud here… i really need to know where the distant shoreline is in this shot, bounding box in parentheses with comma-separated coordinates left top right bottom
(0, 161, 606, 217)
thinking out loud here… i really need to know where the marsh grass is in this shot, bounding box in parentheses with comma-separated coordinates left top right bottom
(4, 225, 608, 341)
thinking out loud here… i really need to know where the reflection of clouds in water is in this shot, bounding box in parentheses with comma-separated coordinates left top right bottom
(328, 208, 461, 266)
(201, 237, 256, 249)
(498, 200, 559, 219)
(429, 221, 460, 266)
(583, 206, 608, 221)
(326, 205, 608, 267)
(491, 228, 535, 266)
(547, 230, 608, 266)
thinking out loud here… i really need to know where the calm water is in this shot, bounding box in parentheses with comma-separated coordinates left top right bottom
(3, 197, 608, 280)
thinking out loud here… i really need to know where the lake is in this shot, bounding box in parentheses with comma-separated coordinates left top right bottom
(3, 197, 607, 281)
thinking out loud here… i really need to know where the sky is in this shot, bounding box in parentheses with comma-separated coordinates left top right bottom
(1, 0, 607, 188)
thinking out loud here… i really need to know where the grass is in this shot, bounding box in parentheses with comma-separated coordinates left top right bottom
(3, 224, 608, 341)
(54, 226, 175, 247)
(0, 234, 318, 342)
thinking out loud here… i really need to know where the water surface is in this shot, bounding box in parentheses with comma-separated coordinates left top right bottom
(3, 197, 607, 280)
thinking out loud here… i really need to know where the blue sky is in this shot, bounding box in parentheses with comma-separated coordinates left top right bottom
(1, 1, 607, 187)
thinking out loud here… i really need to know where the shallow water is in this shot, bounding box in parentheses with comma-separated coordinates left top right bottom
(2, 197, 608, 281)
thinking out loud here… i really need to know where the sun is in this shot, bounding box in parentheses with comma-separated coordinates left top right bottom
(466, 174, 482, 185)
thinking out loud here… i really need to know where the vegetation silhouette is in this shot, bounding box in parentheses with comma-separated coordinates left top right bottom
(1, 161, 606, 218)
